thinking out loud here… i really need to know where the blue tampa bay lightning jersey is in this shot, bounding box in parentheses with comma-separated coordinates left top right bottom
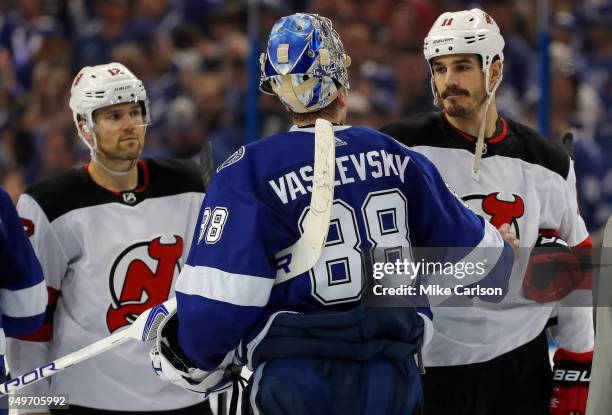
(0, 187, 46, 375)
(175, 125, 512, 371)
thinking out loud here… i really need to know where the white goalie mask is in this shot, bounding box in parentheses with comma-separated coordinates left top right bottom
(69, 62, 150, 157)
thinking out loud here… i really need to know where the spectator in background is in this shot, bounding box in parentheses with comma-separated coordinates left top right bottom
(393, 50, 432, 117)
(72, 0, 132, 69)
(131, 0, 183, 37)
(0, 0, 61, 91)
(190, 72, 243, 166)
(40, 130, 75, 180)
(164, 95, 203, 159)
(21, 61, 73, 135)
(0, 47, 19, 131)
(387, 4, 423, 52)
(0, 126, 38, 195)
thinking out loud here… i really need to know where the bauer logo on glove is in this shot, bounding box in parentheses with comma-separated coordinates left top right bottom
(549, 348, 592, 415)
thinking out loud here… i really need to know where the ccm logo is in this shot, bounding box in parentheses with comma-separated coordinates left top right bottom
(1, 363, 58, 393)
(553, 369, 590, 383)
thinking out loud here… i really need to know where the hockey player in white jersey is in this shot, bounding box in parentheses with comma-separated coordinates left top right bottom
(0, 187, 47, 415)
(149, 13, 519, 415)
(7, 63, 210, 414)
(381, 8, 593, 415)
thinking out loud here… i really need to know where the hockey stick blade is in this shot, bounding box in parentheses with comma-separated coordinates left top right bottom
(275, 118, 336, 284)
(0, 298, 176, 395)
(586, 214, 612, 414)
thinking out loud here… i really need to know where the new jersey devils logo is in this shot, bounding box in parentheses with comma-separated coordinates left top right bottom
(106, 235, 183, 333)
(462, 192, 525, 238)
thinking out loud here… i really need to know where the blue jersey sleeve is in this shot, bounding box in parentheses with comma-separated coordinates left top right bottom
(176, 166, 289, 371)
(404, 152, 514, 299)
(0, 188, 46, 337)
(405, 152, 486, 248)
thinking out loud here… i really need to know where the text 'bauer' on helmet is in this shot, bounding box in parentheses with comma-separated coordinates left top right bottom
(259, 13, 352, 114)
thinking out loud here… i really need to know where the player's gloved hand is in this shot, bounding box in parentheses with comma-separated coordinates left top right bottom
(149, 307, 232, 396)
(523, 233, 582, 303)
(549, 348, 592, 415)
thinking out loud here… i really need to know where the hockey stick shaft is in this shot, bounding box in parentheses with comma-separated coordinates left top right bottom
(199, 140, 215, 190)
(275, 118, 336, 284)
(0, 299, 176, 395)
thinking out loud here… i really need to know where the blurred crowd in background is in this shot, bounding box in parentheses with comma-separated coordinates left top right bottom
(0, 0, 611, 234)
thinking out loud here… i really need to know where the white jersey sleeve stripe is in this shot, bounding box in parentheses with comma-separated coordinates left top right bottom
(0, 280, 47, 318)
(176, 264, 274, 307)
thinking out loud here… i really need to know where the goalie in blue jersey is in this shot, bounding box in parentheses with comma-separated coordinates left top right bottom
(150, 13, 519, 415)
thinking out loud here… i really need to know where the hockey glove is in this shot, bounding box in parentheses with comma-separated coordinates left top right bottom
(149, 307, 233, 396)
(523, 233, 583, 303)
(549, 348, 592, 415)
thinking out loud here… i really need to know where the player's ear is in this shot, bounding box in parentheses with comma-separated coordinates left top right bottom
(78, 120, 95, 145)
(336, 88, 348, 108)
(489, 59, 503, 90)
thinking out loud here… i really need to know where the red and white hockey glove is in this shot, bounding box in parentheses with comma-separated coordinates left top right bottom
(523, 233, 584, 303)
(549, 348, 592, 415)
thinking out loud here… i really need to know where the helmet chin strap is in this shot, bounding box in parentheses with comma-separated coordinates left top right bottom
(471, 70, 503, 182)
(80, 127, 143, 177)
(91, 152, 138, 177)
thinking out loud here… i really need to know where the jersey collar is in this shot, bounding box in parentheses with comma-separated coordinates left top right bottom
(289, 125, 352, 133)
(442, 113, 508, 144)
(84, 159, 149, 197)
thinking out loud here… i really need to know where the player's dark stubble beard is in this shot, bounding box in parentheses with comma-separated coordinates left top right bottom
(96, 128, 145, 165)
(439, 86, 487, 119)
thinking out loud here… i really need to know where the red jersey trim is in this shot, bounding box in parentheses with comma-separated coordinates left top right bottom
(134, 160, 149, 192)
(443, 114, 508, 144)
(16, 286, 60, 342)
(84, 160, 149, 195)
(574, 235, 593, 248)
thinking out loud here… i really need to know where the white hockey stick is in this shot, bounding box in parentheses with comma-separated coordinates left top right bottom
(274, 118, 336, 284)
(586, 214, 612, 415)
(1, 119, 336, 394)
(0, 299, 175, 395)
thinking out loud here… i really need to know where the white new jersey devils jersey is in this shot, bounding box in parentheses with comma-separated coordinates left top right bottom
(382, 113, 593, 366)
(7, 159, 205, 411)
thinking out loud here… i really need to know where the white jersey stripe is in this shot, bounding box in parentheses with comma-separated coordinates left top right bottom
(177, 264, 274, 307)
(0, 281, 46, 318)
